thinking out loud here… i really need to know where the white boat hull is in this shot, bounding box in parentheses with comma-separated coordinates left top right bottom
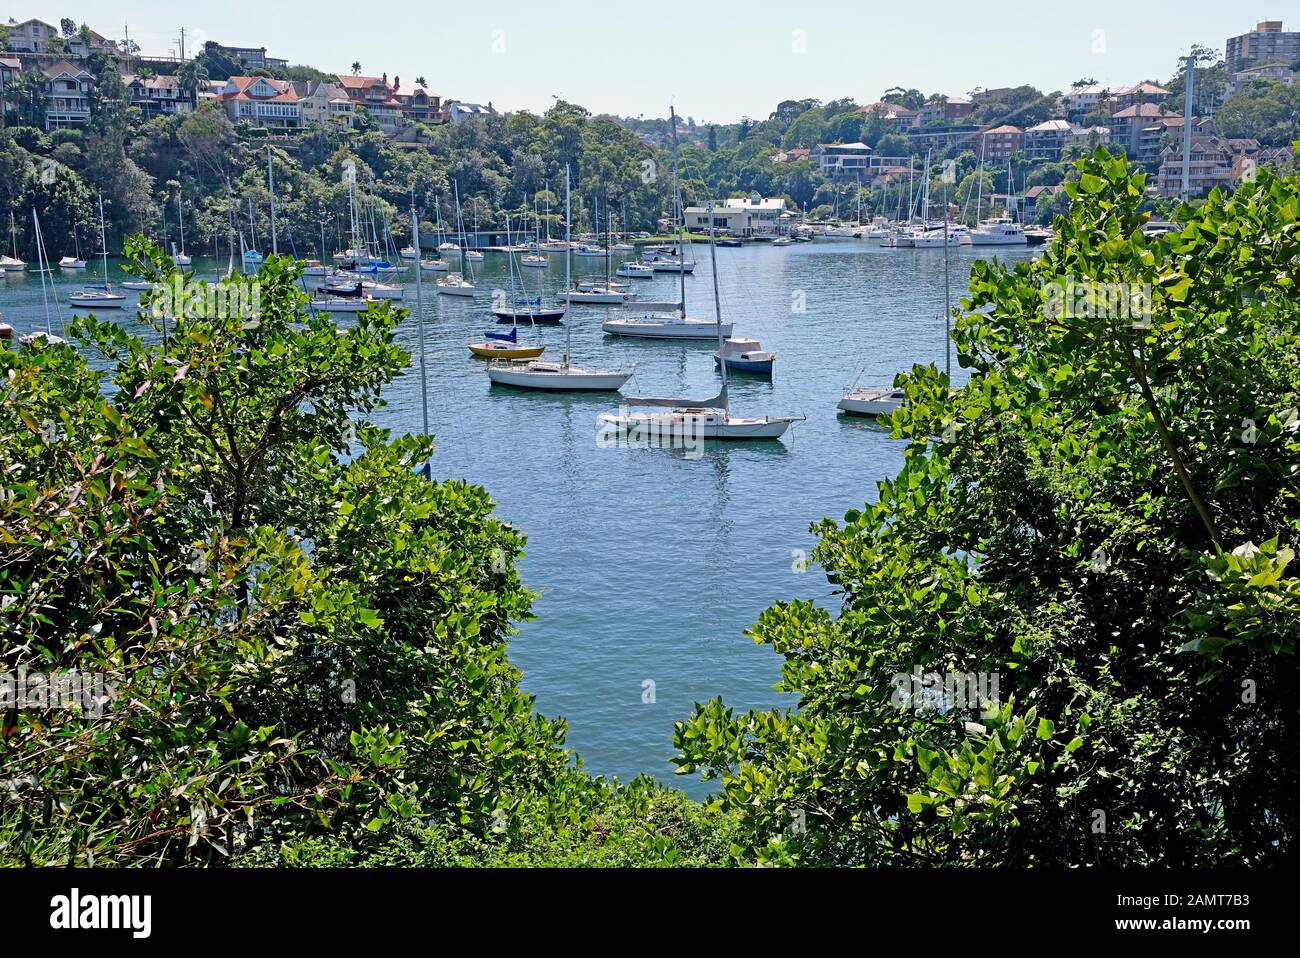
(69, 292, 126, 308)
(437, 283, 476, 297)
(598, 410, 796, 440)
(602, 317, 732, 340)
(487, 363, 633, 391)
(838, 388, 905, 416)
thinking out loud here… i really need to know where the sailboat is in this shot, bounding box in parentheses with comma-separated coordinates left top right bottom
(603, 110, 727, 340)
(0, 212, 25, 270)
(59, 221, 87, 268)
(468, 324, 545, 359)
(598, 197, 799, 440)
(172, 192, 191, 266)
(563, 200, 634, 304)
(492, 210, 567, 323)
(69, 194, 126, 308)
(243, 198, 263, 264)
(437, 183, 477, 297)
(841, 163, 956, 418)
(486, 167, 633, 392)
(521, 195, 548, 268)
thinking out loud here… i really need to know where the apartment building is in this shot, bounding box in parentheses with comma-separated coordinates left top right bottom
(1225, 21, 1300, 75)
(981, 124, 1023, 161)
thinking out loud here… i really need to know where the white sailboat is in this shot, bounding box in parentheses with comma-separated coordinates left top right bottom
(69, 194, 126, 309)
(487, 168, 633, 392)
(172, 192, 191, 266)
(600, 152, 799, 442)
(437, 183, 477, 297)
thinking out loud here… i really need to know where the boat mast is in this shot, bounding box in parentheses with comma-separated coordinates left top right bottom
(267, 146, 278, 256)
(942, 175, 951, 380)
(97, 192, 109, 286)
(177, 191, 185, 258)
(670, 105, 685, 320)
(707, 206, 728, 417)
(33, 211, 53, 335)
(411, 195, 431, 478)
(563, 167, 572, 369)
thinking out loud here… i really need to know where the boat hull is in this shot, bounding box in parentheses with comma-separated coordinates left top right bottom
(494, 307, 566, 323)
(468, 343, 545, 359)
(488, 364, 632, 391)
(598, 411, 795, 440)
(714, 354, 774, 375)
(602, 318, 732, 340)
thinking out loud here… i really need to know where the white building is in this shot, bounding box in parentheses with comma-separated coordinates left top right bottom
(684, 194, 789, 237)
(42, 60, 95, 130)
(447, 101, 496, 124)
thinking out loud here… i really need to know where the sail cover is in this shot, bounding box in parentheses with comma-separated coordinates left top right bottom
(624, 384, 727, 410)
(485, 327, 518, 342)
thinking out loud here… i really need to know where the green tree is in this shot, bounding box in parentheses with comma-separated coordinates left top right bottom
(674, 150, 1300, 866)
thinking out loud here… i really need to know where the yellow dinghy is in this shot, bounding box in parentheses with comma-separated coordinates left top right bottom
(468, 341, 545, 359)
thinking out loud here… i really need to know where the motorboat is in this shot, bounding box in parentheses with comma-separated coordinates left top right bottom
(713, 337, 775, 375)
(970, 216, 1027, 246)
(838, 386, 906, 416)
(616, 262, 656, 278)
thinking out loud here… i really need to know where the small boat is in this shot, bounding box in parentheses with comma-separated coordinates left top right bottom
(647, 257, 695, 273)
(322, 277, 403, 299)
(488, 358, 633, 391)
(20, 330, 67, 346)
(438, 241, 460, 252)
(714, 337, 775, 375)
(399, 245, 419, 260)
(1023, 227, 1053, 246)
(521, 253, 549, 268)
(838, 386, 906, 417)
(301, 260, 330, 276)
(120, 280, 157, 291)
(171, 243, 191, 267)
(244, 249, 264, 264)
(71, 194, 126, 308)
(574, 244, 606, 257)
(602, 303, 729, 340)
(616, 262, 655, 279)
(599, 404, 799, 440)
(716, 237, 742, 248)
(464, 250, 485, 262)
(59, 256, 87, 269)
(0, 317, 12, 339)
(419, 258, 449, 272)
(772, 237, 792, 247)
(562, 285, 632, 304)
(311, 294, 374, 312)
(436, 273, 476, 297)
(612, 242, 635, 251)
(468, 326, 545, 359)
(494, 300, 566, 324)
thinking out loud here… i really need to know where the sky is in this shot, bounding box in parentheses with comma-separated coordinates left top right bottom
(17, 2, 1267, 123)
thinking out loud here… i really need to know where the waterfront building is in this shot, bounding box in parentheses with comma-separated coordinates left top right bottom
(1225, 21, 1300, 76)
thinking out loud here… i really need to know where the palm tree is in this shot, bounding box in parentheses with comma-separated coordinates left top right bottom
(416, 76, 427, 88)
(351, 61, 361, 75)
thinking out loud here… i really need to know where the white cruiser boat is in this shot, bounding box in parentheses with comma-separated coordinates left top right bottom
(521, 253, 549, 268)
(838, 386, 906, 416)
(970, 216, 1027, 246)
(437, 273, 476, 297)
(59, 256, 87, 269)
(563, 285, 632, 304)
(419, 258, 450, 272)
(616, 262, 655, 278)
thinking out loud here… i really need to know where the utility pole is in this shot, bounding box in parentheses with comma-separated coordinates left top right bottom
(1180, 51, 1197, 202)
(179, 26, 186, 62)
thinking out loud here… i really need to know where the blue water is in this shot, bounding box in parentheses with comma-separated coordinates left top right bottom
(0, 241, 1036, 796)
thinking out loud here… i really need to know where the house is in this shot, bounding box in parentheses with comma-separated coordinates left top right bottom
(1022, 120, 1110, 160)
(218, 75, 301, 128)
(1155, 127, 1259, 198)
(859, 101, 918, 131)
(446, 101, 496, 124)
(0, 56, 19, 116)
(981, 124, 1023, 161)
(1109, 83, 1172, 112)
(1108, 103, 1177, 159)
(1225, 62, 1296, 98)
(917, 96, 973, 125)
(814, 141, 872, 176)
(1226, 21, 1300, 75)
(296, 79, 354, 129)
(1062, 84, 1107, 120)
(4, 19, 117, 55)
(392, 79, 445, 125)
(1137, 116, 1184, 165)
(772, 147, 811, 163)
(684, 194, 788, 237)
(124, 74, 193, 119)
(213, 44, 287, 70)
(1022, 184, 1066, 219)
(42, 60, 95, 130)
(337, 74, 405, 131)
